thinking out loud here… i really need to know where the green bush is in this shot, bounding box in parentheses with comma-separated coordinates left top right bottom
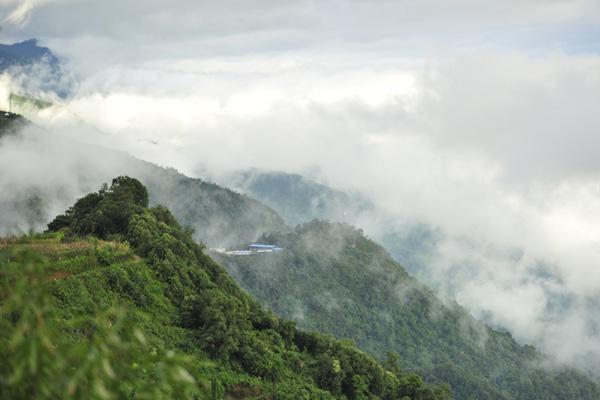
(0, 249, 201, 399)
(40, 177, 453, 399)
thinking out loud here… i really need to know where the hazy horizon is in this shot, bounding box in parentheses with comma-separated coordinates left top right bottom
(2, 0, 600, 373)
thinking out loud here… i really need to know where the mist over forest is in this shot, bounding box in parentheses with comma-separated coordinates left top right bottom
(1, 1, 600, 399)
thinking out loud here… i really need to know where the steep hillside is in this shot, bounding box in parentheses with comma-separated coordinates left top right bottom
(140, 166, 287, 248)
(0, 117, 287, 247)
(217, 170, 434, 277)
(220, 170, 372, 227)
(0, 39, 59, 69)
(214, 220, 600, 400)
(0, 177, 450, 399)
(0, 110, 27, 137)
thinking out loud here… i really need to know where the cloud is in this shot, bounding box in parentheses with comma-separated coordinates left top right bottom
(2, 0, 600, 372)
(2, 1, 600, 64)
(0, 0, 61, 27)
(0, 73, 10, 108)
(36, 49, 600, 370)
(420, 52, 600, 183)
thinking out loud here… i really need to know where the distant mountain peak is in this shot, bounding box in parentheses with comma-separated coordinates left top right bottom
(0, 38, 54, 60)
(0, 38, 75, 100)
(14, 38, 39, 47)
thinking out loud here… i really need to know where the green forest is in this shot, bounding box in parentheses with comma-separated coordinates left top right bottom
(216, 221, 600, 400)
(0, 177, 451, 399)
(2, 10, 599, 399)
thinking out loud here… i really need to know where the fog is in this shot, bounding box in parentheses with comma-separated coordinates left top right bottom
(1, 0, 600, 372)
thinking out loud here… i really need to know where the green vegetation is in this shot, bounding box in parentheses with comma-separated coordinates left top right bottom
(222, 170, 372, 227)
(0, 110, 27, 138)
(140, 167, 288, 248)
(8, 93, 54, 113)
(216, 221, 600, 400)
(1, 177, 451, 399)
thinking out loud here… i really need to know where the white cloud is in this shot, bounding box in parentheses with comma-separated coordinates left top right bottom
(2, 0, 600, 372)
(33, 49, 600, 369)
(0, 0, 64, 27)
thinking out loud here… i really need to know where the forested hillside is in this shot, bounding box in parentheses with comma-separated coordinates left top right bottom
(0, 111, 27, 137)
(0, 116, 287, 247)
(0, 177, 450, 399)
(217, 170, 437, 278)
(221, 170, 372, 227)
(215, 221, 600, 400)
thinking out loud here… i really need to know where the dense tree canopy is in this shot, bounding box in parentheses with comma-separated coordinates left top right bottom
(47, 176, 149, 238)
(2, 176, 454, 399)
(216, 220, 600, 400)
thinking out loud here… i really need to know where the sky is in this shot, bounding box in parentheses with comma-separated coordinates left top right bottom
(2, 0, 600, 370)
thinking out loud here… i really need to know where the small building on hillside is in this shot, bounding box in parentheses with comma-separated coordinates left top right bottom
(248, 244, 283, 253)
(221, 243, 283, 256)
(225, 250, 253, 256)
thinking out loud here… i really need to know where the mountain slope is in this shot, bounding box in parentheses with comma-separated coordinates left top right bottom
(0, 39, 59, 69)
(140, 166, 288, 248)
(0, 39, 75, 100)
(214, 220, 600, 400)
(0, 110, 27, 137)
(0, 117, 287, 247)
(0, 177, 451, 399)
(216, 170, 437, 277)
(220, 169, 373, 227)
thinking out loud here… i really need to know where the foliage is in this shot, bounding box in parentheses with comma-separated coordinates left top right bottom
(141, 169, 288, 247)
(48, 176, 149, 238)
(0, 248, 201, 399)
(8, 93, 54, 112)
(0, 176, 451, 399)
(0, 111, 27, 138)
(216, 220, 600, 400)
(0, 112, 288, 246)
(224, 170, 372, 227)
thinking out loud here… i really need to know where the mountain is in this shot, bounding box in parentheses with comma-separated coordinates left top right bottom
(0, 110, 27, 137)
(135, 165, 288, 248)
(0, 177, 450, 399)
(0, 39, 75, 100)
(217, 170, 438, 278)
(0, 117, 287, 247)
(218, 169, 433, 274)
(214, 220, 600, 400)
(218, 170, 600, 374)
(220, 170, 373, 227)
(0, 39, 59, 69)
(3, 118, 597, 398)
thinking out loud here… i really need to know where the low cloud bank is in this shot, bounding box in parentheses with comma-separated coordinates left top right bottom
(1, 0, 600, 372)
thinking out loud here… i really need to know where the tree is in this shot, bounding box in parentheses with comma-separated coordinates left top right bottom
(48, 176, 149, 239)
(0, 249, 201, 400)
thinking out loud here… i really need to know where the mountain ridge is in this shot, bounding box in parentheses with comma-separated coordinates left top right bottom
(0, 116, 287, 247)
(0, 176, 452, 399)
(215, 219, 600, 400)
(218, 169, 373, 227)
(2, 114, 598, 398)
(0, 39, 58, 65)
(0, 38, 74, 99)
